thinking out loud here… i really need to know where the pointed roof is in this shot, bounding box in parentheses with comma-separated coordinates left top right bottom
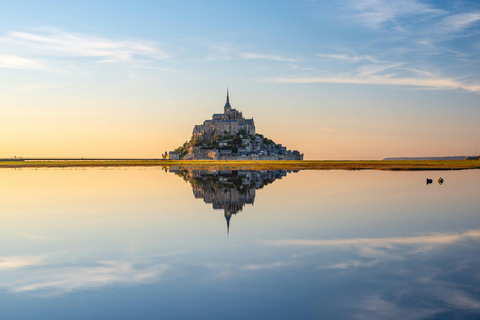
(224, 86, 232, 109)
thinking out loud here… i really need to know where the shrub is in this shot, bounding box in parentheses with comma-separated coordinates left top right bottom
(193, 137, 202, 146)
(263, 137, 275, 145)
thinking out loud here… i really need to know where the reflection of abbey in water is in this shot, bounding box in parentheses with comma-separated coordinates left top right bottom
(167, 168, 296, 234)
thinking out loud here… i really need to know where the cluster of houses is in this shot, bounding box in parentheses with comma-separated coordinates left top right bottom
(213, 135, 303, 160)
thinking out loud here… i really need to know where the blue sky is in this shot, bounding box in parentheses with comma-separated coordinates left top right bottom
(1, 0, 479, 159)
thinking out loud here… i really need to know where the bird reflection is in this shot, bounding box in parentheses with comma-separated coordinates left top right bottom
(166, 167, 297, 236)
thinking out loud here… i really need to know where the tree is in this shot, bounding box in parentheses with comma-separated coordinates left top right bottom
(233, 136, 242, 145)
(174, 140, 189, 158)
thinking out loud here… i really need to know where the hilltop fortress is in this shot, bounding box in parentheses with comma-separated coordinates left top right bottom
(165, 89, 303, 160)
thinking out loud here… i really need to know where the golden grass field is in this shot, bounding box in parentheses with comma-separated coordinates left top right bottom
(1, 160, 480, 170)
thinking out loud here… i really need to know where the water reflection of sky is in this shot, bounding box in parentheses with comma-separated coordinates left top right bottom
(0, 168, 479, 319)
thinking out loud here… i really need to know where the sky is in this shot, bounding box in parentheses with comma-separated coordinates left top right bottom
(1, 0, 479, 160)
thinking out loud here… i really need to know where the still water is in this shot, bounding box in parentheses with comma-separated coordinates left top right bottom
(0, 167, 479, 319)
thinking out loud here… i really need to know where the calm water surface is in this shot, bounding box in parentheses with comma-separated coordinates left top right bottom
(0, 167, 479, 319)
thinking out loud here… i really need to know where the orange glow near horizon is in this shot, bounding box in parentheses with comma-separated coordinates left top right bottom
(2, 88, 479, 160)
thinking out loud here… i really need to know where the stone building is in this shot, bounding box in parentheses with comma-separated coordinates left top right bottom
(192, 89, 255, 138)
(168, 151, 179, 160)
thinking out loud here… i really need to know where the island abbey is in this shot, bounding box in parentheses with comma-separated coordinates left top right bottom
(165, 89, 303, 160)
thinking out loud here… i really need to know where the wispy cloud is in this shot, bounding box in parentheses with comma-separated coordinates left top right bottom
(258, 228, 480, 317)
(265, 60, 480, 94)
(0, 29, 169, 63)
(263, 229, 480, 249)
(204, 43, 296, 62)
(348, 0, 447, 29)
(241, 261, 298, 271)
(0, 54, 47, 70)
(239, 52, 298, 62)
(435, 288, 480, 310)
(317, 53, 378, 63)
(354, 294, 445, 320)
(357, 63, 403, 76)
(319, 259, 379, 270)
(267, 75, 480, 93)
(337, 0, 480, 44)
(263, 229, 480, 272)
(316, 1, 480, 96)
(399, 67, 434, 77)
(435, 12, 480, 34)
(0, 255, 44, 270)
(1, 261, 169, 294)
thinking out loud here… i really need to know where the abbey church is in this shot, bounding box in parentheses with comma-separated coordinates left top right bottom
(192, 89, 255, 138)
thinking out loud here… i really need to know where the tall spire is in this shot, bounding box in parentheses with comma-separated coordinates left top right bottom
(224, 86, 232, 110)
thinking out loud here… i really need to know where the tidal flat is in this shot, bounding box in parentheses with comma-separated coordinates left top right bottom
(0, 167, 479, 319)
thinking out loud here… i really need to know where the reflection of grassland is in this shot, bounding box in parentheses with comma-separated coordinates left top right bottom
(1, 160, 480, 170)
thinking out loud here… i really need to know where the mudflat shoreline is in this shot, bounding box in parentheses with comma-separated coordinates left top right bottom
(1, 160, 480, 171)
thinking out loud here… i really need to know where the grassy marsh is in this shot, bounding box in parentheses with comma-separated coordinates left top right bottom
(1, 160, 480, 171)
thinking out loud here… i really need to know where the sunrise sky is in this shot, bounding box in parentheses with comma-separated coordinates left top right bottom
(1, 0, 479, 160)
